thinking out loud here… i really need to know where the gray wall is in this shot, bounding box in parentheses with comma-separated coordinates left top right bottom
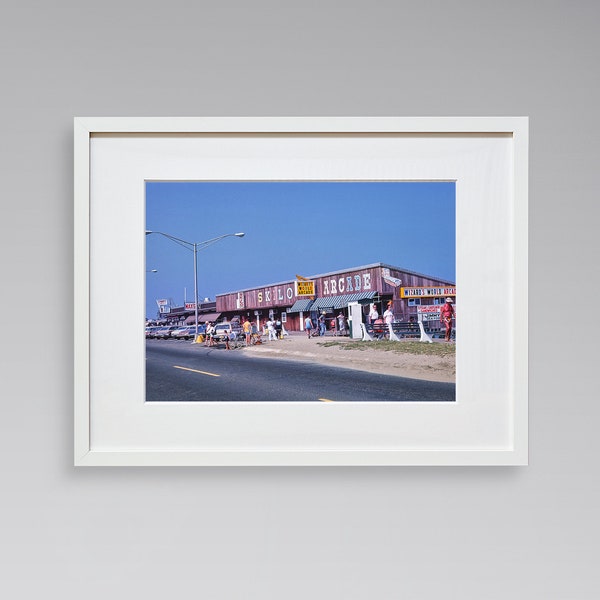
(1, 1, 598, 598)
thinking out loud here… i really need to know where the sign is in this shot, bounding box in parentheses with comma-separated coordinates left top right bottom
(295, 280, 315, 297)
(417, 305, 442, 314)
(184, 302, 196, 310)
(157, 298, 170, 313)
(256, 284, 295, 305)
(417, 304, 457, 321)
(382, 268, 402, 287)
(417, 305, 441, 322)
(320, 271, 372, 296)
(401, 286, 456, 298)
(236, 292, 245, 309)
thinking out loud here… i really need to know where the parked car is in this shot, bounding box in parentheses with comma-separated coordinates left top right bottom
(155, 326, 178, 339)
(170, 326, 191, 340)
(145, 326, 161, 339)
(212, 321, 242, 342)
(172, 325, 206, 340)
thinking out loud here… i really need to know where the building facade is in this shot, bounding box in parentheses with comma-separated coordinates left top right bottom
(216, 263, 455, 333)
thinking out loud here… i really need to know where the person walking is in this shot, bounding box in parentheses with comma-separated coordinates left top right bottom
(440, 297, 455, 342)
(337, 312, 346, 336)
(318, 314, 326, 336)
(304, 315, 313, 338)
(205, 322, 215, 346)
(267, 317, 277, 341)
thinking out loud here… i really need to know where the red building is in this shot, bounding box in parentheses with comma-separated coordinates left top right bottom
(216, 263, 455, 333)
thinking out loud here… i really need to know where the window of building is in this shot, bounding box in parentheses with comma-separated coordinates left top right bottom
(408, 298, 421, 306)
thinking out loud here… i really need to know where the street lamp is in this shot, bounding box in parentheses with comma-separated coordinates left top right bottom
(145, 230, 245, 339)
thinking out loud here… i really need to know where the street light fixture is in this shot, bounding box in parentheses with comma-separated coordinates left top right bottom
(145, 230, 245, 339)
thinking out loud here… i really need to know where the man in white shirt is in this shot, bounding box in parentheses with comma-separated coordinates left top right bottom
(368, 304, 379, 323)
(266, 318, 277, 341)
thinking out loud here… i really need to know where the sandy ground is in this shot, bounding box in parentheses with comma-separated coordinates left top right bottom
(239, 332, 455, 383)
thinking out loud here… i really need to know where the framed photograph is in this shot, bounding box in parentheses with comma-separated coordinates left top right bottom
(74, 116, 528, 466)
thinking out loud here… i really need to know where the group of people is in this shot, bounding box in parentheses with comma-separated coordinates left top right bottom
(265, 317, 284, 341)
(203, 317, 289, 348)
(304, 313, 347, 338)
(241, 318, 269, 347)
(369, 298, 455, 342)
(304, 315, 324, 338)
(367, 302, 394, 326)
(202, 297, 455, 346)
(203, 319, 261, 350)
(204, 322, 218, 347)
(367, 301, 396, 339)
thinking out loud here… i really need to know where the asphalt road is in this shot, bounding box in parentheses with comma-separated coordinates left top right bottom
(146, 340, 455, 402)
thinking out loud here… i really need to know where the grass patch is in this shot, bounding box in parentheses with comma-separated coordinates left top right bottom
(317, 339, 455, 357)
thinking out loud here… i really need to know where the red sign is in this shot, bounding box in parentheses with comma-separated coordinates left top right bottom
(417, 305, 442, 314)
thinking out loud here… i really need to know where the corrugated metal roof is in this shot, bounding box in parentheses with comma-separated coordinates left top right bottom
(287, 299, 314, 313)
(345, 291, 379, 304)
(311, 291, 377, 310)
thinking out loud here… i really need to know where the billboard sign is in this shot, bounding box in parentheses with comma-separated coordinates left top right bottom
(295, 280, 315, 297)
(401, 286, 456, 298)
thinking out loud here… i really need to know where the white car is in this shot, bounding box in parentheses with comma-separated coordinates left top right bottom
(170, 326, 192, 340)
(212, 322, 242, 342)
(172, 325, 206, 340)
(155, 326, 177, 339)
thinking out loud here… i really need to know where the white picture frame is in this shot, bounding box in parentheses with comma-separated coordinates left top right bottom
(74, 116, 528, 466)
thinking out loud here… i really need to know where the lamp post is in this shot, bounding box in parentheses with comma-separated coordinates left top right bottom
(145, 231, 245, 339)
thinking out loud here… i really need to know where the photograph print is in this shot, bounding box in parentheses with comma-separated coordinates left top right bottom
(145, 181, 456, 402)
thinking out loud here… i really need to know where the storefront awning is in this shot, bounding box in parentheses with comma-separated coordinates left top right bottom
(185, 312, 221, 324)
(287, 298, 315, 313)
(310, 291, 378, 311)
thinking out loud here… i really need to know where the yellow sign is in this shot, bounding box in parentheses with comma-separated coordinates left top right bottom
(400, 286, 456, 298)
(295, 280, 315, 297)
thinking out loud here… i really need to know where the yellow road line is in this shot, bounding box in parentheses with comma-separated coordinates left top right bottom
(319, 398, 335, 402)
(173, 365, 220, 378)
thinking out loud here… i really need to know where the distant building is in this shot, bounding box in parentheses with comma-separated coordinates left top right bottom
(150, 300, 220, 325)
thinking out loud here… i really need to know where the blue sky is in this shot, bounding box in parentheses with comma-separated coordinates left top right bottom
(145, 181, 455, 319)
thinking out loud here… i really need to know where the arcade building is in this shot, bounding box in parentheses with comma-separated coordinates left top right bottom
(215, 263, 455, 334)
